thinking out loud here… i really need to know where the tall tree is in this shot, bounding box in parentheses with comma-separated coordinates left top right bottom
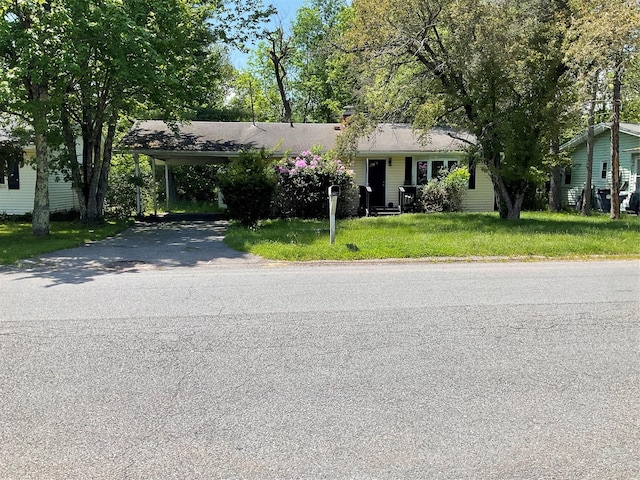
(565, 0, 640, 219)
(1, 0, 271, 225)
(346, 0, 572, 219)
(267, 27, 294, 124)
(289, 0, 353, 123)
(0, 0, 70, 235)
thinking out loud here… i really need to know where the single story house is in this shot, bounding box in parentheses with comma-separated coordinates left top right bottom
(120, 120, 495, 214)
(561, 122, 640, 211)
(0, 131, 79, 216)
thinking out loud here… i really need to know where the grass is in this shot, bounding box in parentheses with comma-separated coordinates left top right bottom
(0, 219, 132, 265)
(223, 212, 640, 261)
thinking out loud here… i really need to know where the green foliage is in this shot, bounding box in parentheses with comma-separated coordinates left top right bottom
(419, 166, 470, 213)
(232, 0, 356, 123)
(217, 149, 276, 227)
(105, 154, 153, 218)
(347, 0, 574, 220)
(170, 165, 219, 203)
(0, 0, 271, 226)
(272, 150, 358, 219)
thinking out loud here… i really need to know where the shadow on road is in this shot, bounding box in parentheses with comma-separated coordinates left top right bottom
(3, 215, 263, 286)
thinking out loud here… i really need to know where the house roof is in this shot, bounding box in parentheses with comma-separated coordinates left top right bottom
(119, 120, 473, 165)
(561, 122, 640, 151)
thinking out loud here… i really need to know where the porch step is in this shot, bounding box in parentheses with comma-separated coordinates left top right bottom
(370, 206, 401, 216)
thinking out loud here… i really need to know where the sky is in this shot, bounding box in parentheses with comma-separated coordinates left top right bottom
(229, 0, 307, 69)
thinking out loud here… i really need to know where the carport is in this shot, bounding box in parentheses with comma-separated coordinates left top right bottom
(119, 120, 343, 215)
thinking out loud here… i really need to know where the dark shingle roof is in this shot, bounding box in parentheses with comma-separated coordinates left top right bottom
(119, 120, 472, 164)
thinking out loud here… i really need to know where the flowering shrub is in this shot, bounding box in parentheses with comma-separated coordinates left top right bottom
(273, 151, 358, 219)
(419, 166, 470, 213)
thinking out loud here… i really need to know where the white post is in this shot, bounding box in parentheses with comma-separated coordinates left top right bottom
(151, 156, 157, 216)
(134, 153, 141, 216)
(328, 185, 340, 245)
(164, 163, 170, 212)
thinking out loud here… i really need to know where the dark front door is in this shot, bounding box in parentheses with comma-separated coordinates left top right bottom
(368, 159, 386, 207)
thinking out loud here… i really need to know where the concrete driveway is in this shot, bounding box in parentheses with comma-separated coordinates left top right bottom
(34, 213, 265, 272)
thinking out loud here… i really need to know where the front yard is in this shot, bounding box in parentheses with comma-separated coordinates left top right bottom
(224, 212, 640, 261)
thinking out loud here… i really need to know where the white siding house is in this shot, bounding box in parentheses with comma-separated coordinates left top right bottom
(0, 142, 79, 216)
(121, 120, 496, 214)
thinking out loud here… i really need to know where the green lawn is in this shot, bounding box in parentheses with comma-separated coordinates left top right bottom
(0, 219, 132, 265)
(224, 212, 640, 261)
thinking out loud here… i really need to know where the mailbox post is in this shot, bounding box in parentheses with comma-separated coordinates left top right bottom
(328, 185, 341, 244)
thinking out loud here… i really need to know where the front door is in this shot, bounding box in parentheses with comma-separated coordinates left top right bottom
(368, 159, 386, 207)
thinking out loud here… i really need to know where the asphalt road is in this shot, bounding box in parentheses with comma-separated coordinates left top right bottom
(1, 220, 639, 479)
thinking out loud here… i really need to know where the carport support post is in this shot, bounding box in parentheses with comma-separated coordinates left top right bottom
(151, 156, 158, 216)
(164, 163, 170, 212)
(134, 153, 141, 216)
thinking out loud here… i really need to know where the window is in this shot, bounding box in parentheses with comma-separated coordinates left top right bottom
(417, 161, 429, 185)
(7, 161, 19, 189)
(431, 160, 445, 179)
(468, 162, 476, 190)
(404, 157, 412, 185)
(416, 159, 463, 185)
(564, 167, 572, 185)
(601, 162, 608, 180)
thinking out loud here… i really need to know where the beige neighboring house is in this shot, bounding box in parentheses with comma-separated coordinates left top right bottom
(0, 131, 79, 215)
(120, 120, 495, 214)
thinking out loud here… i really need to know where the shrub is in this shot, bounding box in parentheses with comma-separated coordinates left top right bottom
(272, 151, 358, 219)
(441, 166, 471, 212)
(420, 179, 448, 213)
(419, 166, 470, 213)
(105, 154, 153, 218)
(217, 149, 276, 227)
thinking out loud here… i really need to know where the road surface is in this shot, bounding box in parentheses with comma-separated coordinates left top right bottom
(1, 221, 638, 479)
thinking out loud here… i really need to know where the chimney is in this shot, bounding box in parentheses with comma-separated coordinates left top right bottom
(341, 105, 355, 126)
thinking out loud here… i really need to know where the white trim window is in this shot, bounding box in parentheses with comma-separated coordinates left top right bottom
(415, 159, 459, 185)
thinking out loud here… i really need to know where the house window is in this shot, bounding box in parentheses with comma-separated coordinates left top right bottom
(417, 161, 429, 185)
(564, 166, 572, 185)
(416, 160, 461, 184)
(404, 157, 412, 185)
(432, 160, 445, 179)
(600, 162, 608, 180)
(7, 161, 19, 189)
(468, 162, 476, 190)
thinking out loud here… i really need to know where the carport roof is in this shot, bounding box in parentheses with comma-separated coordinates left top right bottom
(119, 120, 473, 165)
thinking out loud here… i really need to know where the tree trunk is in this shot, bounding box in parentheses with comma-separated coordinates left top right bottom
(269, 30, 293, 125)
(549, 166, 563, 213)
(494, 177, 526, 220)
(32, 131, 50, 236)
(62, 105, 88, 221)
(95, 118, 117, 219)
(610, 67, 621, 219)
(582, 80, 597, 216)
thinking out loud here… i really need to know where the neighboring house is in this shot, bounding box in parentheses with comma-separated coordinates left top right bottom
(120, 120, 495, 213)
(0, 132, 79, 215)
(561, 122, 640, 211)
